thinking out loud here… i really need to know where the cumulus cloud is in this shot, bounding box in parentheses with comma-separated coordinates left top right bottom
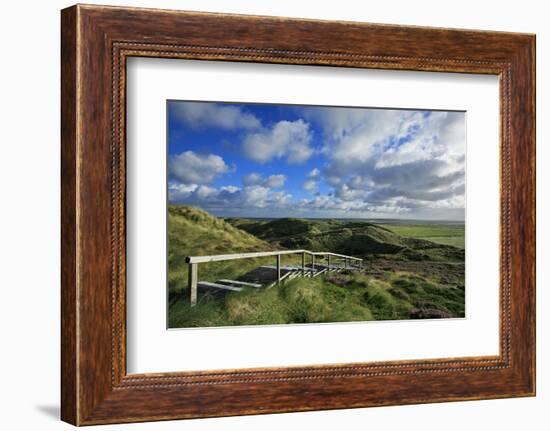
(168, 183, 213, 203)
(242, 172, 262, 186)
(302, 108, 466, 217)
(220, 185, 240, 193)
(168, 151, 231, 184)
(243, 173, 286, 189)
(242, 185, 270, 207)
(303, 179, 317, 192)
(242, 119, 313, 164)
(169, 182, 292, 212)
(308, 168, 321, 179)
(168, 103, 465, 219)
(303, 168, 321, 193)
(297, 194, 403, 214)
(264, 174, 287, 189)
(171, 102, 261, 130)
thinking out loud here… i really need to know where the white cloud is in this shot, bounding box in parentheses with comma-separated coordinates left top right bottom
(303, 168, 321, 193)
(334, 183, 368, 201)
(264, 174, 286, 189)
(168, 182, 198, 202)
(169, 182, 292, 213)
(171, 102, 261, 130)
(242, 185, 270, 207)
(195, 185, 218, 200)
(168, 151, 231, 184)
(220, 185, 240, 193)
(242, 173, 262, 186)
(169, 106, 466, 220)
(243, 173, 287, 189)
(242, 119, 313, 164)
(308, 168, 321, 179)
(270, 191, 292, 206)
(303, 179, 318, 192)
(340, 113, 416, 162)
(168, 183, 221, 203)
(374, 111, 465, 172)
(297, 194, 412, 217)
(299, 107, 466, 217)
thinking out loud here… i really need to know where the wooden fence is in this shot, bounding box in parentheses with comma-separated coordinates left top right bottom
(185, 249, 363, 306)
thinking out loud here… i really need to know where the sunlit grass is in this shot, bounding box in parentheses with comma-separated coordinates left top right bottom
(379, 224, 465, 248)
(167, 205, 465, 328)
(168, 271, 464, 328)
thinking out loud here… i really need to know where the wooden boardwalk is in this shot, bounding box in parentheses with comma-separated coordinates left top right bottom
(185, 250, 363, 305)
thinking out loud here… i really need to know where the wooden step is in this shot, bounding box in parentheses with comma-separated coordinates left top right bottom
(260, 265, 300, 271)
(198, 281, 243, 292)
(217, 279, 262, 288)
(311, 268, 328, 277)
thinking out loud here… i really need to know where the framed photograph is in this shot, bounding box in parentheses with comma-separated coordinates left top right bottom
(61, 4, 535, 425)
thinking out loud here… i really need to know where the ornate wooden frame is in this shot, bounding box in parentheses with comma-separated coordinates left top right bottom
(61, 4, 536, 425)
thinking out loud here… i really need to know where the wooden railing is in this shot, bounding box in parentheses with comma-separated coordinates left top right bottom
(185, 249, 363, 306)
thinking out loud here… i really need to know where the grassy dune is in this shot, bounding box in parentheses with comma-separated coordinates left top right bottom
(168, 205, 277, 297)
(228, 217, 464, 262)
(168, 205, 465, 328)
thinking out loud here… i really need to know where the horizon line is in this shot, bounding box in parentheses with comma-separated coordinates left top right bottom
(168, 204, 465, 223)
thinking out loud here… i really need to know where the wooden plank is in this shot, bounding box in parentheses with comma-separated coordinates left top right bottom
(198, 281, 242, 292)
(260, 265, 299, 271)
(312, 268, 327, 278)
(186, 249, 362, 264)
(312, 252, 363, 261)
(288, 272, 301, 281)
(187, 249, 309, 264)
(218, 279, 262, 288)
(60, 6, 78, 424)
(276, 255, 281, 285)
(188, 263, 198, 306)
(267, 271, 294, 288)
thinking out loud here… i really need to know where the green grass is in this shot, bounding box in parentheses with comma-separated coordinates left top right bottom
(168, 205, 279, 296)
(167, 205, 465, 328)
(379, 224, 465, 248)
(168, 271, 464, 328)
(169, 275, 376, 328)
(227, 217, 464, 260)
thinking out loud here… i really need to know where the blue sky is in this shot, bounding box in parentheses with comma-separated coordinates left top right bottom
(167, 101, 465, 220)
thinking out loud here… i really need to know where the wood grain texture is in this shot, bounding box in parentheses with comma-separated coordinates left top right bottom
(60, 4, 536, 425)
(60, 5, 78, 425)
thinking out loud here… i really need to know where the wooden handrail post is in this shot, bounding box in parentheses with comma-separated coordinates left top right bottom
(302, 252, 306, 276)
(189, 262, 198, 306)
(276, 254, 281, 285)
(328, 254, 331, 271)
(311, 254, 315, 276)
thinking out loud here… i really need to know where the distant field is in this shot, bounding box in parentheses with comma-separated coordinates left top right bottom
(379, 224, 465, 249)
